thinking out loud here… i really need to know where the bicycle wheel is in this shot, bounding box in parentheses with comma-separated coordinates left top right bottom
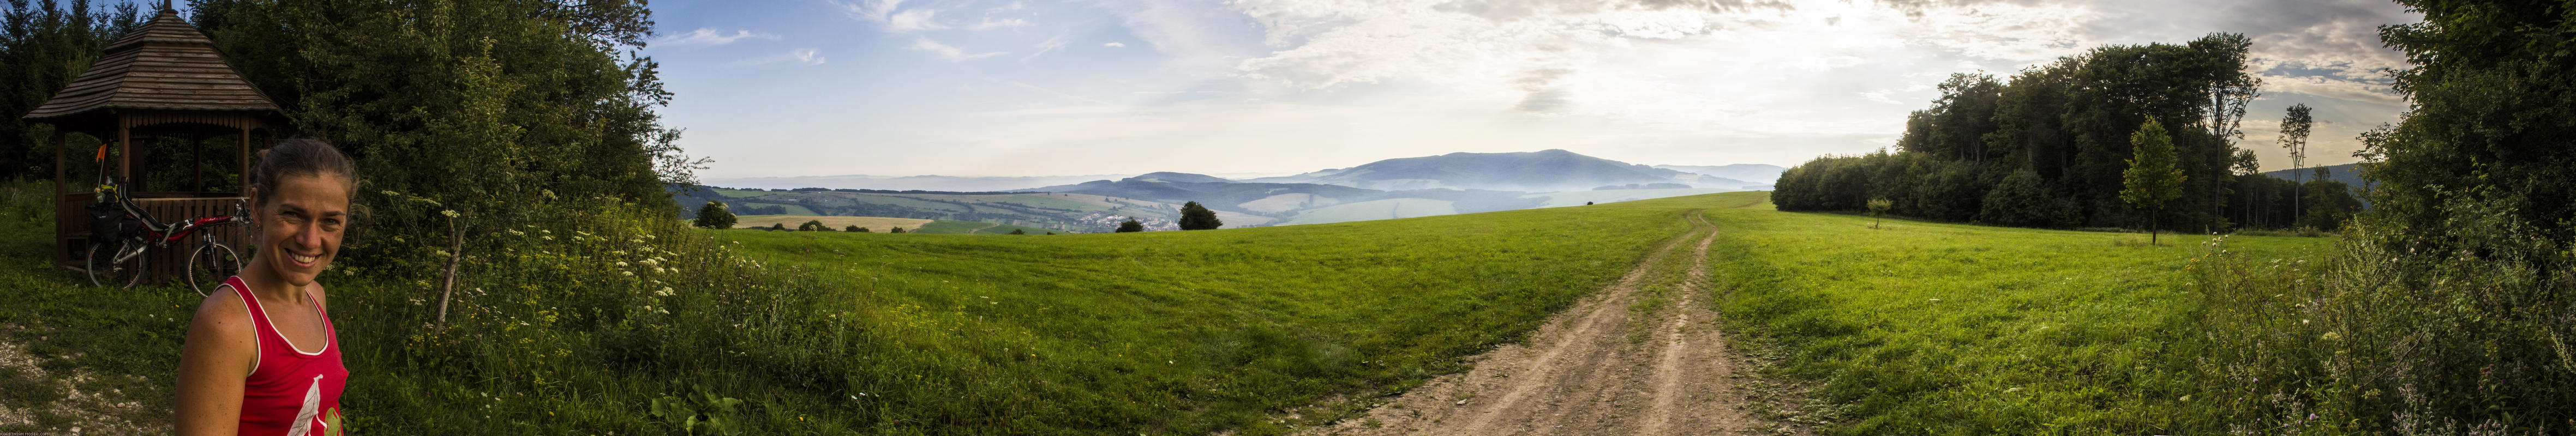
(86, 240, 146, 289)
(188, 242, 241, 297)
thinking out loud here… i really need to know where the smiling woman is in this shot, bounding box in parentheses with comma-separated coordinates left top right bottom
(173, 138, 359, 436)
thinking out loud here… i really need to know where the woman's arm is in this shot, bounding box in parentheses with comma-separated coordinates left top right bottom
(175, 289, 255, 435)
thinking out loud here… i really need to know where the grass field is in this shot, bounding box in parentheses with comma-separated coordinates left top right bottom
(0, 185, 2341, 435)
(0, 180, 1720, 434)
(1703, 198, 2332, 434)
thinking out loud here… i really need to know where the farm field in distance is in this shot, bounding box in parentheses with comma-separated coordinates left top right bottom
(728, 215, 1058, 234)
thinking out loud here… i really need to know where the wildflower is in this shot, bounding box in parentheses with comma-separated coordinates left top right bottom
(542, 235, 555, 241)
(2321, 331, 2342, 341)
(616, 261, 630, 268)
(657, 287, 675, 296)
(440, 209, 459, 218)
(622, 271, 634, 276)
(507, 229, 525, 236)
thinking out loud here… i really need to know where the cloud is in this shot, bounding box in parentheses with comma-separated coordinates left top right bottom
(831, 0, 907, 25)
(972, 18, 1033, 29)
(1104, 41, 1128, 47)
(735, 48, 827, 66)
(654, 28, 780, 47)
(912, 38, 1007, 61)
(1022, 35, 1073, 62)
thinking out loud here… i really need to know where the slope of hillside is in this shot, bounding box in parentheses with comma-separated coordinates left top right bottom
(677, 187, 1273, 232)
(2259, 162, 2365, 188)
(1523, 187, 1741, 208)
(1278, 198, 1459, 225)
(1279, 149, 1691, 192)
(1654, 164, 1786, 186)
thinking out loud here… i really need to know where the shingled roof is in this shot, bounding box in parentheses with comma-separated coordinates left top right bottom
(20, 8, 281, 120)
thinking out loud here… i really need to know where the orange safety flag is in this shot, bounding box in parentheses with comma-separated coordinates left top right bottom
(95, 144, 107, 162)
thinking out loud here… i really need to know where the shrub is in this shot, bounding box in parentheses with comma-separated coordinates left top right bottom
(694, 201, 735, 229)
(888, 227, 905, 234)
(1008, 229, 1026, 235)
(2190, 192, 2576, 433)
(797, 220, 828, 232)
(844, 225, 861, 232)
(1116, 219, 1145, 233)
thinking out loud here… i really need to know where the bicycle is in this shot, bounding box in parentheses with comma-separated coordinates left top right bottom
(85, 174, 253, 296)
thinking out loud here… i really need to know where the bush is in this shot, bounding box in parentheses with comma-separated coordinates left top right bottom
(844, 225, 861, 232)
(796, 220, 828, 232)
(769, 223, 786, 231)
(2190, 192, 2576, 433)
(1116, 219, 1145, 233)
(888, 227, 905, 234)
(1008, 229, 1026, 235)
(694, 201, 735, 229)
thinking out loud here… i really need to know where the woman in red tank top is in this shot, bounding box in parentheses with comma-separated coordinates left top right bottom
(176, 139, 358, 435)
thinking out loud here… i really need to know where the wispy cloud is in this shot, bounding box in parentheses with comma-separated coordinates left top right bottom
(1021, 35, 1071, 62)
(654, 28, 780, 47)
(912, 38, 1005, 61)
(971, 17, 1032, 29)
(1104, 42, 1127, 47)
(735, 48, 826, 66)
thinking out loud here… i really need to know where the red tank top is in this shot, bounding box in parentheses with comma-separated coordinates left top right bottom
(227, 276, 348, 435)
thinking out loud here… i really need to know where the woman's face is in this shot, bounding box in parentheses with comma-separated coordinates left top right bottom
(254, 173, 351, 287)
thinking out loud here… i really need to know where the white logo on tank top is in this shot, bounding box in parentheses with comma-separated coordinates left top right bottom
(287, 374, 322, 436)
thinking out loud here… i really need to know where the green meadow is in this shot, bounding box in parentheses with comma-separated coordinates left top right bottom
(1704, 198, 2331, 434)
(0, 186, 2338, 434)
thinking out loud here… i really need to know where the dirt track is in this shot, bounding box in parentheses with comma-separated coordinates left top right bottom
(1304, 211, 1760, 436)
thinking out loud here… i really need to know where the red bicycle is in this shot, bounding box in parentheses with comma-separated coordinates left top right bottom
(86, 175, 252, 296)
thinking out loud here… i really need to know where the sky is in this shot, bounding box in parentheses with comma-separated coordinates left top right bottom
(643, 0, 2422, 179)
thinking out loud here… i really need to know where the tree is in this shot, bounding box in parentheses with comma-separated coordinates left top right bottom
(2120, 117, 2186, 245)
(1865, 198, 1893, 229)
(1115, 219, 1144, 233)
(796, 220, 828, 232)
(2277, 103, 2313, 217)
(888, 227, 905, 234)
(1177, 201, 1221, 230)
(693, 201, 735, 229)
(768, 223, 785, 231)
(843, 225, 861, 232)
(1008, 229, 1026, 235)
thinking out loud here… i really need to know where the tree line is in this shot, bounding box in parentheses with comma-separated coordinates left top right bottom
(1772, 33, 2358, 232)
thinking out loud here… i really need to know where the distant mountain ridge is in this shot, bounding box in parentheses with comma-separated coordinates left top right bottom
(691, 149, 1781, 228)
(2261, 163, 2367, 189)
(1245, 149, 1708, 192)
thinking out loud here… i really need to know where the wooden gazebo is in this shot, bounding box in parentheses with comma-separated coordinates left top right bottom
(21, 3, 279, 279)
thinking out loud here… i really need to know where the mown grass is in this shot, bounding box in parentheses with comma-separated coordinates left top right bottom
(0, 178, 1740, 434)
(1704, 196, 2334, 434)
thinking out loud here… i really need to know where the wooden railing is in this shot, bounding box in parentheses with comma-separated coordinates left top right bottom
(56, 193, 254, 286)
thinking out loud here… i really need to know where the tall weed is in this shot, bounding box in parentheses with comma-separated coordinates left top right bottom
(2189, 193, 2576, 434)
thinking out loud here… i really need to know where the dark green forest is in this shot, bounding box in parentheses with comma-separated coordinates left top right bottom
(1771, 33, 2360, 232)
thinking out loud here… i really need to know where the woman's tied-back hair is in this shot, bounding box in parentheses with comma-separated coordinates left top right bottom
(250, 138, 357, 205)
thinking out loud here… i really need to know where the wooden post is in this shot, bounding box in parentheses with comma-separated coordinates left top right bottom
(117, 123, 130, 183)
